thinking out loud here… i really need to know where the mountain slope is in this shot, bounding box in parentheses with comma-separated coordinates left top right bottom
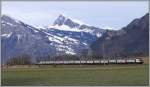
(90, 13, 149, 58)
(1, 15, 57, 63)
(1, 14, 105, 63)
(39, 14, 106, 55)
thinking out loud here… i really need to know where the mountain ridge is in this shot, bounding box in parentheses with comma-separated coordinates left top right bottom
(1, 14, 106, 63)
(90, 13, 149, 58)
(1, 13, 148, 64)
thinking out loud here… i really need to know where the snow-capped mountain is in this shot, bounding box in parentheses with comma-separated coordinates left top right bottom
(41, 14, 106, 55)
(47, 14, 105, 37)
(1, 14, 105, 63)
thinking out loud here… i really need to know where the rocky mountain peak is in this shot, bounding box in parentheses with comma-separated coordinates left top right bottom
(53, 14, 66, 26)
(53, 14, 81, 28)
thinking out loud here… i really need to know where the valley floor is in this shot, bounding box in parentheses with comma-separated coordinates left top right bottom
(1, 64, 149, 86)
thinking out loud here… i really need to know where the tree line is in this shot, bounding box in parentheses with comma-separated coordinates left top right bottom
(6, 54, 32, 65)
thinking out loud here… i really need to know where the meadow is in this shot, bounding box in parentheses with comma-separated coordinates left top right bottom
(1, 64, 149, 86)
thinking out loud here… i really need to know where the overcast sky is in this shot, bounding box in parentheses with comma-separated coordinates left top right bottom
(2, 1, 148, 30)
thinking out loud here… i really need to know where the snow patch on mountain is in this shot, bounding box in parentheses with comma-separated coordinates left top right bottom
(56, 44, 76, 55)
(48, 25, 82, 32)
(1, 33, 12, 38)
(2, 21, 15, 26)
(65, 50, 76, 55)
(82, 42, 88, 46)
(96, 33, 102, 37)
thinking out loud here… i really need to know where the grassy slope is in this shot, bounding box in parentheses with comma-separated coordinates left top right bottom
(1, 64, 149, 86)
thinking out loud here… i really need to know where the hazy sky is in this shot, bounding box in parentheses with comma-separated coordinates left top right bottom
(2, 1, 148, 30)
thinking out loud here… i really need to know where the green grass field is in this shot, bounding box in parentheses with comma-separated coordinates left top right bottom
(1, 64, 149, 86)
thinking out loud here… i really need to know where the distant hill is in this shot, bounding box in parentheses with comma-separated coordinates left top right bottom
(90, 13, 149, 58)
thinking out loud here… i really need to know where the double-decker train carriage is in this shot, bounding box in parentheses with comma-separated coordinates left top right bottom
(36, 58, 143, 65)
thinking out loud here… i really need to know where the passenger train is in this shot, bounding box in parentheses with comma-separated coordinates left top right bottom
(36, 58, 143, 65)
